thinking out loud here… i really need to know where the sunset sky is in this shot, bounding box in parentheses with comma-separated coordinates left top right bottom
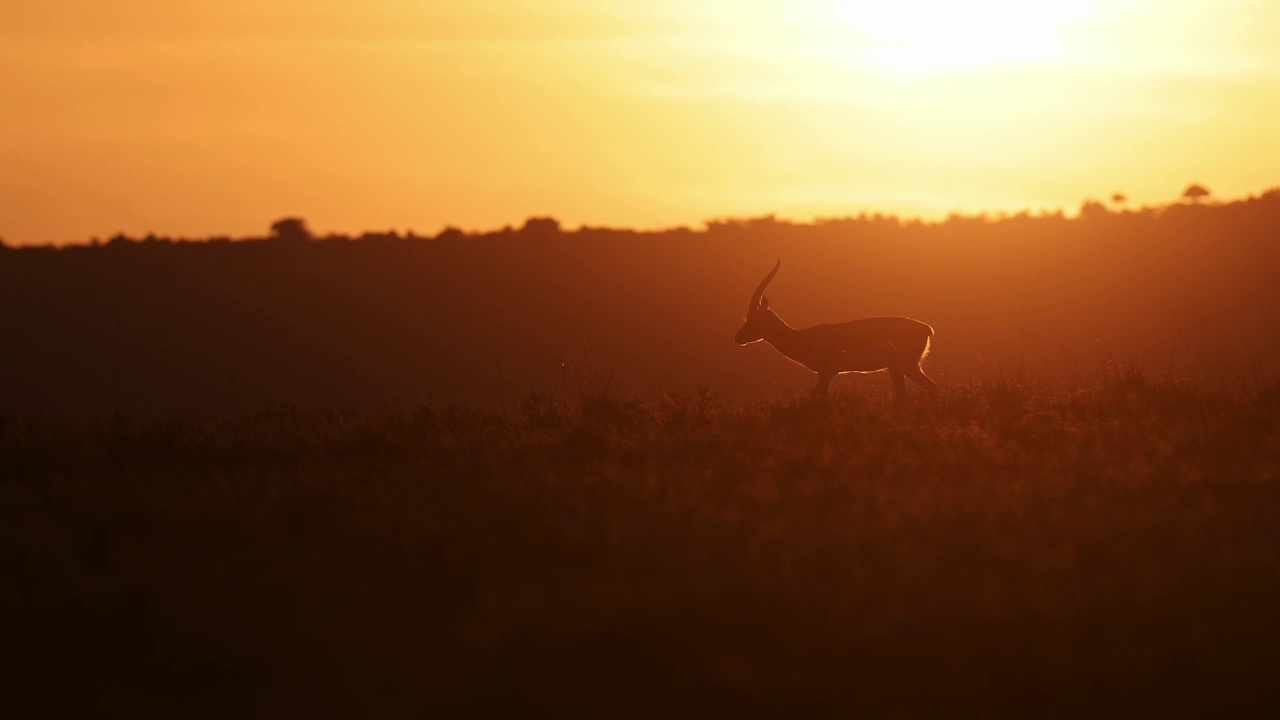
(4, 1, 1279, 244)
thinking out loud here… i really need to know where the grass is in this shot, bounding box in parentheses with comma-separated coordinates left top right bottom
(3, 377, 1280, 717)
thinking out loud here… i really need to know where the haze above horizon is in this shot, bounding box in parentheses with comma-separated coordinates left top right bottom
(4, 1, 1280, 244)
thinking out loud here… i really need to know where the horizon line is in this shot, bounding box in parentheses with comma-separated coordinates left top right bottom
(4, 184, 1278, 248)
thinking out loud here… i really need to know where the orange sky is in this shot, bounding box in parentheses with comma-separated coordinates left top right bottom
(4, 1, 1279, 244)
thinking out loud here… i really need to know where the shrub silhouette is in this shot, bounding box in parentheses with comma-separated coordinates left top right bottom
(1079, 198, 1110, 221)
(520, 216, 561, 237)
(270, 217, 312, 242)
(1182, 183, 1211, 203)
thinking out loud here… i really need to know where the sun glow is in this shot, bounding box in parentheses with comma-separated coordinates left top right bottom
(834, 0, 1097, 70)
(4, 1, 1280, 243)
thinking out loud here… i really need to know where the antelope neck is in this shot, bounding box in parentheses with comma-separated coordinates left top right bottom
(761, 318, 798, 348)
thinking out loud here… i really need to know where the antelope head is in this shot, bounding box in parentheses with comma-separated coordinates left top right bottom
(734, 259, 787, 345)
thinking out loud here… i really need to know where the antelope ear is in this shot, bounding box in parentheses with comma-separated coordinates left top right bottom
(760, 295, 769, 310)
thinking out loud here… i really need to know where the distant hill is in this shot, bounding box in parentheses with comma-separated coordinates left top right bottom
(3, 192, 1280, 416)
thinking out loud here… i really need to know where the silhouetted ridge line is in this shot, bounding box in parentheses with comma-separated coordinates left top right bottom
(1, 186, 1278, 415)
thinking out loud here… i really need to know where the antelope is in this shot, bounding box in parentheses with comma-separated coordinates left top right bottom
(735, 260, 938, 402)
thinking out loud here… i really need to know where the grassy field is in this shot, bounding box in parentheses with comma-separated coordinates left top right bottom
(4, 376, 1280, 717)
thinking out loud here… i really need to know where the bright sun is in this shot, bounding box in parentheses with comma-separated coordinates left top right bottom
(833, 0, 1096, 70)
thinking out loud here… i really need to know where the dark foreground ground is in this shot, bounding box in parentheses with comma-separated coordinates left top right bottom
(4, 378, 1280, 717)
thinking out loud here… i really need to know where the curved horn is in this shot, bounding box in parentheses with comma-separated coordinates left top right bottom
(749, 259, 781, 312)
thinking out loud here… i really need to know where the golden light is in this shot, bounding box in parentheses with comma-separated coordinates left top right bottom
(833, 0, 1098, 70)
(3, 1, 1279, 243)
